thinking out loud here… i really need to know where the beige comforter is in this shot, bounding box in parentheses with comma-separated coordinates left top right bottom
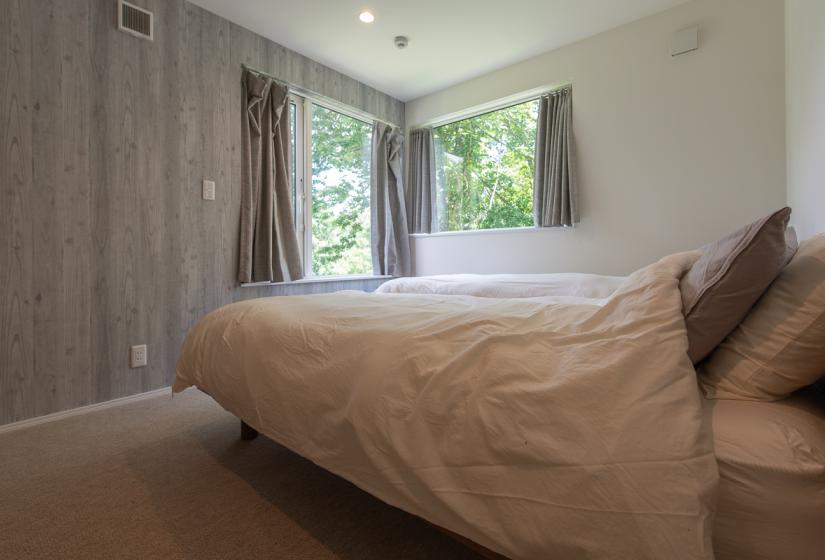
(174, 252, 717, 560)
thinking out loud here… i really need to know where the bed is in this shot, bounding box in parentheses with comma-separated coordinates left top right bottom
(176, 252, 718, 560)
(374, 272, 625, 300)
(174, 246, 825, 559)
(443, 389, 825, 560)
(708, 388, 825, 560)
(378, 271, 825, 559)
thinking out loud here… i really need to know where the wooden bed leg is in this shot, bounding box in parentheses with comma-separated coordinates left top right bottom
(240, 420, 259, 441)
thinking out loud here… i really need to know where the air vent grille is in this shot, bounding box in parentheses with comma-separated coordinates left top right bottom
(118, 1, 153, 41)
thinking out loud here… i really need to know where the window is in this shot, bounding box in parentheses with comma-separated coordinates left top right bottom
(290, 96, 373, 277)
(433, 99, 540, 232)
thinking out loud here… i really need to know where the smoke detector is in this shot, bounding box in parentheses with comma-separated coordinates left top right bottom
(394, 36, 409, 49)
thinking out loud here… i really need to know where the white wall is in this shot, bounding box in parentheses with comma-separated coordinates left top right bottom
(786, 0, 825, 240)
(406, 0, 786, 276)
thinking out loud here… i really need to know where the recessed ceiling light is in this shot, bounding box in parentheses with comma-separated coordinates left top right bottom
(359, 11, 375, 24)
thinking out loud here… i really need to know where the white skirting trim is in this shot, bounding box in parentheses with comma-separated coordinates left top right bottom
(0, 387, 171, 435)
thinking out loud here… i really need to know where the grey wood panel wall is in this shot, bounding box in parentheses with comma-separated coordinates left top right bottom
(0, 0, 403, 425)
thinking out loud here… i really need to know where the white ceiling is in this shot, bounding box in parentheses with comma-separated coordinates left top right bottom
(188, 0, 689, 102)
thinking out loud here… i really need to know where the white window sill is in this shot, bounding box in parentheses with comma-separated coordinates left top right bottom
(410, 226, 573, 239)
(241, 275, 392, 288)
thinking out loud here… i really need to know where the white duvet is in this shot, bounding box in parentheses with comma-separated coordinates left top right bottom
(174, 252, 717, 560)
(376, 272, 626, 299)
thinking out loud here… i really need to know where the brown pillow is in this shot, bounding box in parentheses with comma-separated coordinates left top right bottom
(700, 234, 825, 400)
(681, 207, 796, 363)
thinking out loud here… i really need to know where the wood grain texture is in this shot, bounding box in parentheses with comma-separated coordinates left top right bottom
(156, 0, 188, 393)
(1, 0, 35, 425)
(89, 0, 125, 404)
(59, 0, 94, 413)
(0, 0, 402, 425)
(29, 0, 94, 416)
(31, 0, 65, 417)
(144, 0, 187, 394)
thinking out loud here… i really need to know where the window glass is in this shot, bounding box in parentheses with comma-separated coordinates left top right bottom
(433, 99, 539, 232)
(310, 105, 372, 276)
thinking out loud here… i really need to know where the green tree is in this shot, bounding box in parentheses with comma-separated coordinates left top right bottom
(434, 100, 538, 232)
(306, 100, 537, 274)
(310, 105, 372, 276)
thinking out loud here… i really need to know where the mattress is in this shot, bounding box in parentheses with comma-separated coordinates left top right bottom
(708, 388, 825, 560)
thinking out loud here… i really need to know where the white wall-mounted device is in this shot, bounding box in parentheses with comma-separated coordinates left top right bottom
(202, 180, 216, 201)
(130, 345, 148, 369)
(670, 26, 699, 57)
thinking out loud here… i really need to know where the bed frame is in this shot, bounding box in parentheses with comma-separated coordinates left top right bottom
(237, 418, 508, 560)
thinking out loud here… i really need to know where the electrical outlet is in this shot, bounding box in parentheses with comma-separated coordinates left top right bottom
(130, 345, 148, 368)
(202, 179, 216, 201)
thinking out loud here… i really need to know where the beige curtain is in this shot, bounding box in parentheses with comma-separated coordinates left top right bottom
(407, 128, 437, 234)
(534, 88, 579, 227)
(371, 123, 411, 276)
(238, 70, 303, 283)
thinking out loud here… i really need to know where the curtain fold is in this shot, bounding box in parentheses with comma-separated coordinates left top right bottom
(534, 88, 579, 227)
(407, 128, 438, 234)
(238, 70, 304, 283)
(371, 123, 411, 276)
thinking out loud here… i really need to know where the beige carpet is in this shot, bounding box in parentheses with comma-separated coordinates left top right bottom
(0, 390, 484, 560)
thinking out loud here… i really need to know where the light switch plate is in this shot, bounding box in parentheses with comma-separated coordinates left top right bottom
(202, 180, 216, 201)
(130, 345, 148, 368)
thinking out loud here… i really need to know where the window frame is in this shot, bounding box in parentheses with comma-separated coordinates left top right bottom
(409, 83, 571, 238)
(430, 97, 542, 235)
(289, 93, 375, 279)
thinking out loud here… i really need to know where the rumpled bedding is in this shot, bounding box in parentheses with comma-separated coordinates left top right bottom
(174, 251, 717, 560)
(376, 272, 626, 299)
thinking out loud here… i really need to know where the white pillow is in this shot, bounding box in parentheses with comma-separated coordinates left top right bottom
(700, 233, 825, 401)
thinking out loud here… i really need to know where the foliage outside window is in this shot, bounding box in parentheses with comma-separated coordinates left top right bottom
(433, 99, 539, 232)
(290, 98, 372, 277)
(311, 106, 372, 276)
